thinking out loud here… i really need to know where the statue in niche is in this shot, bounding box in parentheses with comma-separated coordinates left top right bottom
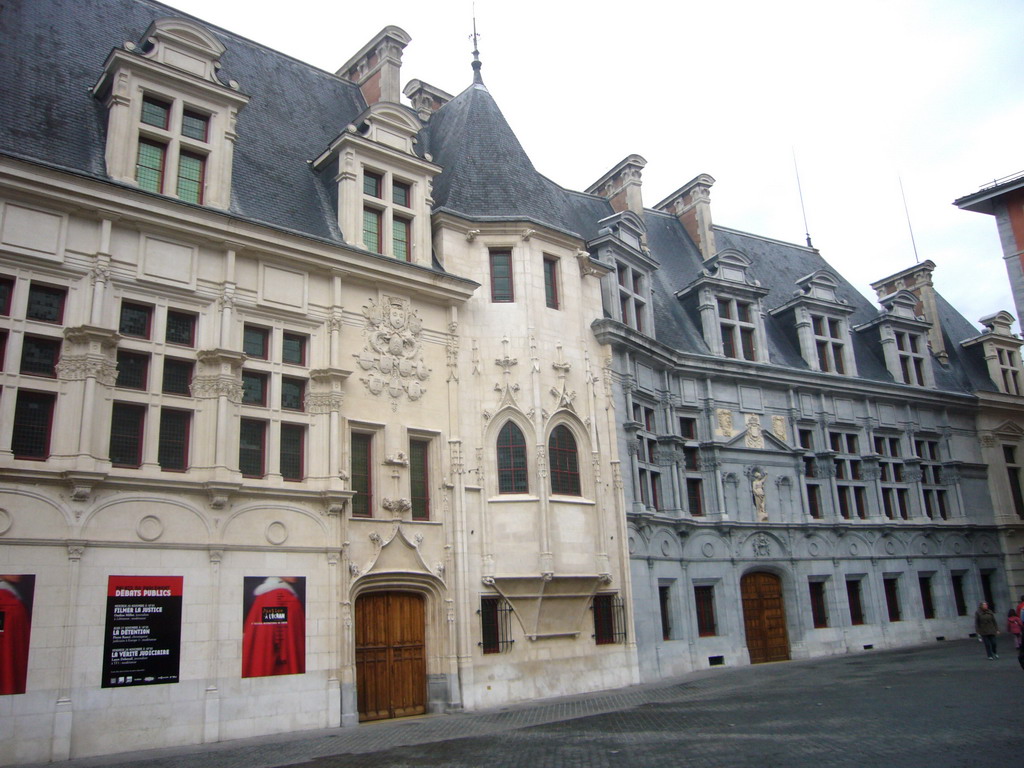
(751, 468, 768, 522)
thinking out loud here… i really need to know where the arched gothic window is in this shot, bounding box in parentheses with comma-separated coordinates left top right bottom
(548, 424, 581, 496)
(497, 421, 528, 494)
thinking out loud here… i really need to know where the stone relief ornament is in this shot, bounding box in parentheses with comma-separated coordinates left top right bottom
(355, 296, 430, 401)
(752, 533, 772, 558)
(382, 497, 411, 514)
(716, 408, 734, 438)
(772, 415, 787, 442)
(744, 414, 765, 449)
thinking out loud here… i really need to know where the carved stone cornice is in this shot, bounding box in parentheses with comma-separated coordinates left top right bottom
(191, 376, 244, 401)
(57, 356, 118, 385)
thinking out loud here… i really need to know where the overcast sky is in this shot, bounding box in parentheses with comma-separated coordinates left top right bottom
(163, 0, 1024, 329)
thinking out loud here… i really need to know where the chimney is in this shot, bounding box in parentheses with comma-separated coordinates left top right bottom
(655, 174, 716, 260)
(586, 154, 647, 216)
(870, 260, 948, 363)
(337, 26, 411, 106)
(403, 79, 453, 121)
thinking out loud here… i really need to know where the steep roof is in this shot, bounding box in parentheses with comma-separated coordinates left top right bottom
(0, 0, 366, 242)
(420, 83, 612, 241)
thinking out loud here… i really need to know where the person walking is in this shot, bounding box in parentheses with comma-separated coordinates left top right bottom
(1007, 609, 1022, 651)
(975, 601, 999, 659)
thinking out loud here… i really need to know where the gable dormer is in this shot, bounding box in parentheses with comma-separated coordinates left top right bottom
(855, 289, 935, 387)
(676, 250, 770, 362)
(313, 102, 439, 265)
(92, 18, 250, 210)
(962, 310, 1024, 395)
(770, 270, 857, 376)
(589, 211, 655, 336)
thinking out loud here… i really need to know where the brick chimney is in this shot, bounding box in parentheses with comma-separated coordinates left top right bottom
(655, 174, 716, 260)
(870, 260, 948, 363)
(337, 26, 411, 106)
(403, 79, 453, 121)
(586, 154, 647, 216)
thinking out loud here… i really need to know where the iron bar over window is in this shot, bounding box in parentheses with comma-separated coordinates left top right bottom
(479, 596, 514, 654)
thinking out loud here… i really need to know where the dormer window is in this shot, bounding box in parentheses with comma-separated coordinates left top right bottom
(812, 315, 846, 373)
(771, 271, 856, 376)
(854, 289, 934, 387)
(92, 18, 249, 210)
(617, 262, 648, 333)
(677, 250, 768, 362)
(962, 311, 1024, 396)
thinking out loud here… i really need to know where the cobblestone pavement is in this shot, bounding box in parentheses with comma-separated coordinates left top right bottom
(19, 639, 1023, 768)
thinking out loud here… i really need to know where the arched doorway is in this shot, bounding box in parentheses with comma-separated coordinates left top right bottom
(740, 572, 790, 664)
(355, 591, 426, 721)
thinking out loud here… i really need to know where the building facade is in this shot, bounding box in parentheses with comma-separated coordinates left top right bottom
(586, 164, 1018, 682)
(0, 3, 636, 763)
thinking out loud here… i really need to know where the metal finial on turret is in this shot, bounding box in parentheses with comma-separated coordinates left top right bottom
(470, 9, 483, 84)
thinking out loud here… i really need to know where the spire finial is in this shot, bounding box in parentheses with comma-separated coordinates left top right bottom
(470, 5, 483, 84)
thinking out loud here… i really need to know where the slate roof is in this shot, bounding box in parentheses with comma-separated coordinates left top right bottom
(421, 82, 612, 241)
(0, 0, 366, 243)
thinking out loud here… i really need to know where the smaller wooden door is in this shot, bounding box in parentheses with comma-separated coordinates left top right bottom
(741, 572, 790, 664)
(355, 592, 426, 722)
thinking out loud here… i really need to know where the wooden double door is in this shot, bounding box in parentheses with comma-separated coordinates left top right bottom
(740, 572, 790, 664)
(355, 592, 426, 722)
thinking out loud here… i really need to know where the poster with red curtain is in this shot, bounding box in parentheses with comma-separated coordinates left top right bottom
(241, 577, 306, 678)
(0, 575, 35, 695)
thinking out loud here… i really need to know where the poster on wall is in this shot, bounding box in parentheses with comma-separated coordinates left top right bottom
(0, 574, 35, 695)
(101, 575, 183, 688)
(242, 576, 306, 678)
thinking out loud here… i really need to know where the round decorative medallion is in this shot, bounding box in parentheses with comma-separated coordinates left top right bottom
(808, 541, 820, 557)
(0, 508, 11, 536)
(884, 540, 896, 555)
(266, 521, 288, 546)
(702, 542, 715, 558)
(661, 540, 671, 556)
(981, 540, 992, 554)
(136, 514, 164, 542)
(920, 542, 929, 555)
(953, 542, 962, 554)
(849, 542, 859, 556)
(628, 535, 637, 555)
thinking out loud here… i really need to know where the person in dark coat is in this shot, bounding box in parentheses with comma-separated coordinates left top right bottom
(975, 601, 999, 659)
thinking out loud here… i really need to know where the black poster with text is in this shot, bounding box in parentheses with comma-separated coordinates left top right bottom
(101, 575, 183, 688)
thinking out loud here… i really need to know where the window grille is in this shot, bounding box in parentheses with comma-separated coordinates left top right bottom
(21, 336, 61, 377)
(592, 593, 626, 645)
(479, 596, 514, 654)
(158, 409, 191, 471)
(162, 358, 193, 395)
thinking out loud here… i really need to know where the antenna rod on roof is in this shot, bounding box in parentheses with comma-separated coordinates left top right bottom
(470, 4, 483, 84)
(899, 175, 920, 264)
(792, 147, 813, 248)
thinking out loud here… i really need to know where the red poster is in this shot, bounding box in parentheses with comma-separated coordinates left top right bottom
(241, 577, 306, 678)
(0, 575, 34, 695)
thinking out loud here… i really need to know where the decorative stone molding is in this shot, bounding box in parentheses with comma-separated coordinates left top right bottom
(355, 295, 430, 402)
(744, 414, 764, 449)
(772, 415, 787, 442)
(63, 471, 106, 503)
(306, 391, 345, 414)
(382, 497, 411, 514)
(752, 533, 772, 557)
(716, 408, 734, 438)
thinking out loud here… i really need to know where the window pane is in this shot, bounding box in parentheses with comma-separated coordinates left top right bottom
(694, 585, 716, 636)
(136, 139, 166, 193)
(393, 217, 410, 261)
(27, 284, 66, 323)
(12, 390, 56, 459)
(181, 110, 209, 141)
(162, 358, 193, 395)
(165, 311, 196, 346)
(158, 409, 190, 471)
(119, 302, 152, 338)
(239, 419, 266, 477)
(351, 433, 372, 517)
(281, 377, 305, 410)
(280, 423, 304, 481)
(115, 351, 149, 389)
(109, 403, 145, 467)
(282, 333, 306, 365)
(544, 258, 559, 309)
(490, 250, 514, 302)
(548, 425, 581, 496)
(0, 276, 13, 315)
(497, 421, 528, 494)
(410, 438, 429, 520)
(177, 152, 204, 204)
(21, 336, 61, 377)
(140, 97, 170, 129)
(363, 171, 382, 198)
(392, 180, 410, 207)
(241, 371, 267, 406)
(363, 208, 382, 253)
(243, 326, 269, 358)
